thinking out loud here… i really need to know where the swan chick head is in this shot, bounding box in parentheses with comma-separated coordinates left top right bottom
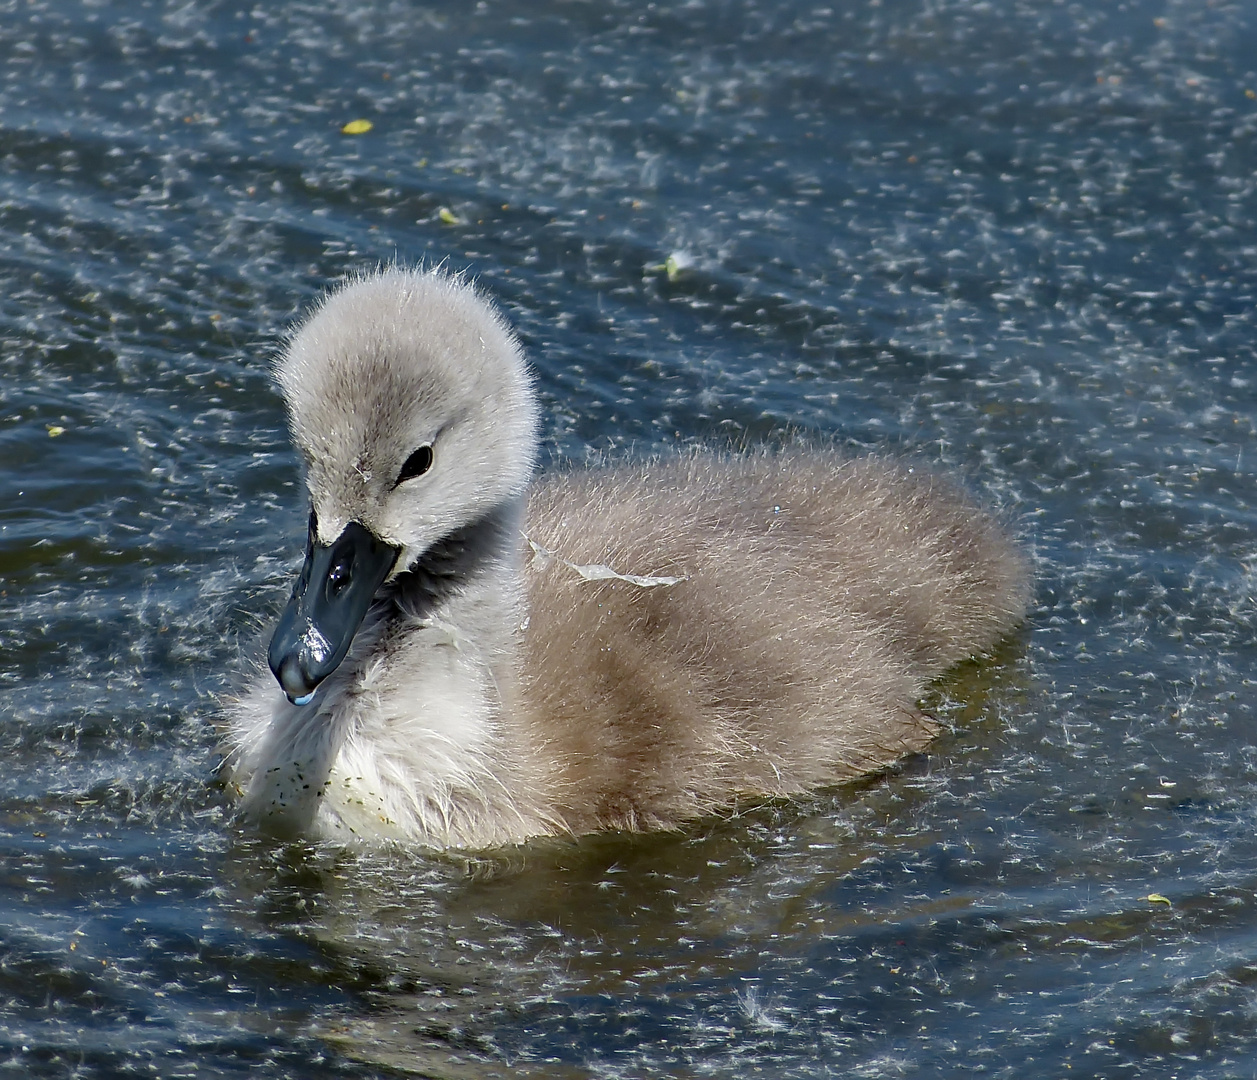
(267, 267, 538, 701)
(277, 267, 537, 558)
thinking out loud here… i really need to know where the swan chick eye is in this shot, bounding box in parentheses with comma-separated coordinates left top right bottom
(396, 444, 434, 485)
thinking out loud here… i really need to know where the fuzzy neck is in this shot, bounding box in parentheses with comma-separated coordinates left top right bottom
(320, 496, 534, 844)
(234, 498, 532, 844)
(381, 498, 524, 627)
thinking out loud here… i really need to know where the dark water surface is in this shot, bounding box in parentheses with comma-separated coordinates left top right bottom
(3, 0, 1257, 1075)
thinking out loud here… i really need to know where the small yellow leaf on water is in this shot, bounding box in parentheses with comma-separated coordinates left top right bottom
(47, 424, 65, 437)
(341, 119, 373, 135)
(1143, 893, 1172, 906)
(438, 207, 461, 225)
(664, 251, 695, 280)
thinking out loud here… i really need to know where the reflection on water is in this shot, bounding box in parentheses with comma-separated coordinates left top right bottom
(2, 0, 1257, 1075)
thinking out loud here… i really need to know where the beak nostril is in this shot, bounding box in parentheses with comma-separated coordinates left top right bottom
(327, 558, 351, 597)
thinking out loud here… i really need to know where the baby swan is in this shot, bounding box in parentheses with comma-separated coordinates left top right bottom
(222, 268, 1030, 848)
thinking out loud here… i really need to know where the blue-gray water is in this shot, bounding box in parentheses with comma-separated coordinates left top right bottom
(3, 0, 1257, 1076)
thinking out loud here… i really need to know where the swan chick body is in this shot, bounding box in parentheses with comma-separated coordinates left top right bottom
(221, 268, 1030, 847)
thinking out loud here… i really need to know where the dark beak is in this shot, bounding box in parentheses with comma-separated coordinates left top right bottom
(267, 516, 400, 705)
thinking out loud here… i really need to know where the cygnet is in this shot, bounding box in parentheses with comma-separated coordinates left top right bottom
(221, 268, 1030, 847)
